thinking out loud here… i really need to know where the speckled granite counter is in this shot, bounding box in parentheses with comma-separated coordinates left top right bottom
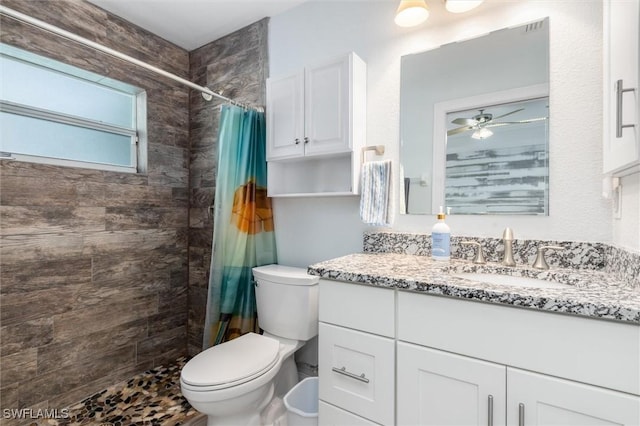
(308, 252, 640, 324)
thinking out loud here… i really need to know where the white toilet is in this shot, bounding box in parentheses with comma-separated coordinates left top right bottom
(180, 264, 319, 426)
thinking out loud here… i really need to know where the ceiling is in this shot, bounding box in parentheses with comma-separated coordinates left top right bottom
(86, 0, 310, 51)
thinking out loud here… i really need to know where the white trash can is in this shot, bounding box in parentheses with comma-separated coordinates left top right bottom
(283, 377, 318, 426)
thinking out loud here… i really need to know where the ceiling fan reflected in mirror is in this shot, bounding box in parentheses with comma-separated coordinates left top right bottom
(447, 107, 548, 140)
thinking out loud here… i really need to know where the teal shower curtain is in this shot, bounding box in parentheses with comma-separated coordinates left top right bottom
(203, 105, 277, 348)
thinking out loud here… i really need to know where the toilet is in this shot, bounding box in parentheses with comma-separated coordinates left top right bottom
(180, 265, 319, 426)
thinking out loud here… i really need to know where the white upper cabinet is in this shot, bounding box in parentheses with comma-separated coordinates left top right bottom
(266, 71, 304, 159)
(265, 53, 366, 197)
(304, 55, 351, 156)
(603, 0, 639, 175)
(267, 53, 364, 161)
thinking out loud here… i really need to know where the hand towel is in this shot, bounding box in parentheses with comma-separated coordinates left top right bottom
(359, 160, 392, 226)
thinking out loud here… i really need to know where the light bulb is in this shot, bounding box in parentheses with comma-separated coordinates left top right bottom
(395, 0, 429, 27)
(471, 127, 493, 140)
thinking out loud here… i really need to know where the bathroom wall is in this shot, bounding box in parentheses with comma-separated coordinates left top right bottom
(268, 0, 632, 268)
(0, 0, 189, 414)
(613, 173, 640, 251)
(187, 19, 269, 356)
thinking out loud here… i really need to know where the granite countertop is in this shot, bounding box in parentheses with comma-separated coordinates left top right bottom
(308, 252, 640, 324)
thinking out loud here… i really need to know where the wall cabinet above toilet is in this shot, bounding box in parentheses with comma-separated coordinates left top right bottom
(266, 52, 366, 197)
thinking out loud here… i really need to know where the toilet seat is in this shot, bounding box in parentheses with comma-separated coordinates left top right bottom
(181, 333, 280, 391)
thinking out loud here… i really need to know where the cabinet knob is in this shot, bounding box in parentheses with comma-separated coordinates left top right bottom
(304, 137, 309, 144)
(294, 138, 300, 145)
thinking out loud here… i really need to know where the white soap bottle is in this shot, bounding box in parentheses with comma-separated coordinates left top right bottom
(431, 206, 451, 261)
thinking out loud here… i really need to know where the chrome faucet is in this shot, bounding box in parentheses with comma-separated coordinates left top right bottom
(501, 228, 516, 266)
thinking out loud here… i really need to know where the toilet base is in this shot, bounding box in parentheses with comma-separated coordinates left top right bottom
(260, 396, 286, 426)
(198, 383, 273, 426)
(274, 354, 298, 398)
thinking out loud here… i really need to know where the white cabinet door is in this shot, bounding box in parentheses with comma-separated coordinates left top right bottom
(508, 368, 640, 426)
(397, 342, 506, 426)
(304, 55, 351, 157)
(266, 72, 304, 160)
(603, 0, 639, 174)
(319, 401, 382, 426)
(319, 322, 395, 425)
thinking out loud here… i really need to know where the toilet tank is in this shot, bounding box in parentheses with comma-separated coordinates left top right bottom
(252, 264, 319, 341)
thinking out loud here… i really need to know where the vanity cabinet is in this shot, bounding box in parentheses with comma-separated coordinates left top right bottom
(397, 291, 640, 426)
(318, 278, 640, 425)
(317, 279, 394, 425)
(397, 343, 639, 426)
(603, 0, 639, 175)
(265, 52, 366, 196)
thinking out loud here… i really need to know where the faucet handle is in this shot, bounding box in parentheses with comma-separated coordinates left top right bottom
(532, 245, 565, 270)
(461, 241, 486, 264)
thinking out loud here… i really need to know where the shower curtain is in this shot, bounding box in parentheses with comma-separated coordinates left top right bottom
(203, 105, 277, 348)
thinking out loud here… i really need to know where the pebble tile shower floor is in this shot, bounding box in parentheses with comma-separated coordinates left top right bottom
(38, 357, 205, 426)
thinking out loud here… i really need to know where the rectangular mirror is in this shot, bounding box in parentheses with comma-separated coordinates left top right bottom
(400, 18, 550, 215)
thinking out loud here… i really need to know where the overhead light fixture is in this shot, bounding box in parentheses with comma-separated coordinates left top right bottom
(395, 0, 430, 27)
(445, 0, 484, 14)
(471, 127, 493, 140)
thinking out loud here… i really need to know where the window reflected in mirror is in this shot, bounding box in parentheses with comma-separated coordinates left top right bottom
(445, 97, 549, 215)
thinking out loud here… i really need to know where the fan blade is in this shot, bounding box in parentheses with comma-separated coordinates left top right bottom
(452, 117, 476, 126)
(447, 126, 473, 136)
(492, 108, 524, 120)
(486, 117, 548, 127)
(517, 117, 548, 123)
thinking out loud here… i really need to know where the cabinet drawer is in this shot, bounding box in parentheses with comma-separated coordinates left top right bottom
(319, 322, 394, 425)
(319, 401, 382, 426)
(319, 279, 395, 337)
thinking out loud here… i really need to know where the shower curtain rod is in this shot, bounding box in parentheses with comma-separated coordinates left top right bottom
(0, 5, 260, 111)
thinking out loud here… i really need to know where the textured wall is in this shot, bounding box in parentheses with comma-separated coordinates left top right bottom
(187, 19, 269, 355)
(0, 0, 190, 415)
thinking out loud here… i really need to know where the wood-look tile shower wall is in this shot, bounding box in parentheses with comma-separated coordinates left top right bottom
(0, 0, 190, 414)
(187, 19, 269, 355)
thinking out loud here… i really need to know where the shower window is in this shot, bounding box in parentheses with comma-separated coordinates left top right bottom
(0, 43, 147, 173)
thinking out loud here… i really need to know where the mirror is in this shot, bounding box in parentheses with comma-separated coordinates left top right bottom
(400, 18, 550, 215)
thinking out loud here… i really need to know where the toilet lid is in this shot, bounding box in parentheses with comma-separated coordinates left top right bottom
(181, 333, 280, 388)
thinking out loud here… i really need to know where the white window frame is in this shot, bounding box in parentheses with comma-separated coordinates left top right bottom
(0, 44, 147, 173)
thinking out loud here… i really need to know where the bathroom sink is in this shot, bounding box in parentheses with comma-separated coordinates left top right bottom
(452, 272, 568, 289)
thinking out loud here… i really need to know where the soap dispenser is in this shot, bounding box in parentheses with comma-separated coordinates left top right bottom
(431, 206, 451, 261)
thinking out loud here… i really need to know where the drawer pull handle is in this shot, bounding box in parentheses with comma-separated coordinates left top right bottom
(331, 366, 370, 383)
(518, 403, 525, 426)
(487, 395, 493, 426)
(616, 79, 636, 138)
